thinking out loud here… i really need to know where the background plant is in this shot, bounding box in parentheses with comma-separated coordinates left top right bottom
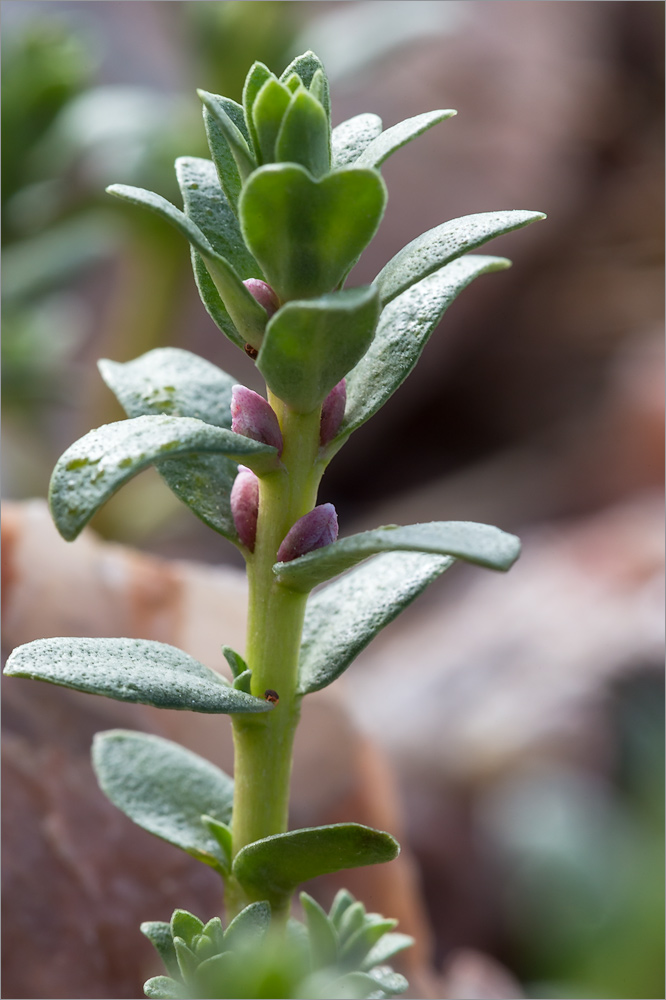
(6, 44, 546, 1000)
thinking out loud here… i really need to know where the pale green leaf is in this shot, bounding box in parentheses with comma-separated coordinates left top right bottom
(257, 286, 380, 413)
(92, 730, 235, 867)
(242, 61, 274, 157)
(223, 901, 271, 949)
(49, 414, 279, 541)
(201, 93, 250, 214)
(338, 255, 511, 443)
(275, 521, 521, 593)
(354, 110, 456, 169)
(4, 637, 271, 714)
(197, 90, 256, 181)
(279, 50, 330, 121)
(361, 933, 414, 971)
(332, 113, 383, 168)
(251, 76, 292, 163)
(300, 891, 339, 969)
(375, 209, 546, 305)
(141, 922, 180, 979)
(98, 349, 242, 540)
(298, 551, 454, 694)
(143, 975, 186, 999)
(275, 87, 330, 178)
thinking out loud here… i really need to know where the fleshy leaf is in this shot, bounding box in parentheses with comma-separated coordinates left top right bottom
(329, 889, 356, 928)
(222, 645, 248, 679)
(4, 637, 271, 714)
(331, 113, 383, 168)
(141, 922, 181, 979)
(375, 209, 546, 305)
(252, 76, 292, 164)
(300, 892, 338, 969)
(201, 93, 250, 214)
(232, 824, 399, 910)
(173, 938, 197, 981)
(171, 910, 204, 949)
(338, 902, 366, 943)
(92, 730, 235, 868)
(275, 87, 330, 177)
(49, 414, 279, 541)
(106, 183, 267, 348)
(274, 521, 521, 593)
(223, 901, 272, 949)
(279, 50, 330, 122)
(190, 248, 245, 348)
(197, 90, 256, 181)
(257, 286, 380, 413)
(242, 61, 274, 157)
(337, 255, 511, 444)
(298, 551, 454, 694)
(366, 967, 409, 996)
(98, 349, 243, 541)
(354, 109, 456, 170)
(239, 164, 387, 301)
(201, 815, 233, 873)
(143, 976, 186, 999)
(340, 919, 398, 968)
(361, 933, 414, 971)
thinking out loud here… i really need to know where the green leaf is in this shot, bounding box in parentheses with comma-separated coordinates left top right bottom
(337, 902, 366, 944)
(366, 967, 409, 996)
(143, 975, 186, 999)
(300, 892, 339, 969)
(200, 916, 225, 954)
(49, 414, 279, 541)
(190, 247, 245, 349)
(232, 824, 399, 910)
(201, 93, 250, 214)
(275, 87, 330, 178)
(239, 164, 387, 301)
(242, 61, 274, 157)
(106, 183, 267, 348)
(141, 922, 181, 979)
(332, 113, 383, 168)
(329, 889, 356, 928)
(339, 255, 511, 442)
(223, 901, 272, 950)
(4, 637, 272, 714)
(354, 110, 456, 170)
(279, 50, 330, 122)
(222, 645, 248, 679)
(340, 918, 398, 968)
(173, 937, 198, 981)
(232, 670, 252, 694)
(171, 910, 204, 949)
(274, 521, 521, 593)
(375, 209, 546, 306)
(298, 551, 454, 694)
(252, 76, 292, 164)
(92, 730, 235, 868)
(257, 286, 380, 414)
(98, 349, 242, 541)
(201, 816, 233, 873)
(197, 90, 256, 181)
(361, 933, 414, 971)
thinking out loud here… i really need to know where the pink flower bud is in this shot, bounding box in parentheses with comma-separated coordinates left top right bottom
(319, 379, 347, 446)
(230, 466, 259, 550)
(243, 278, 280, 319)
(231, 385, 283, 455)
(277, 503, 338, 562)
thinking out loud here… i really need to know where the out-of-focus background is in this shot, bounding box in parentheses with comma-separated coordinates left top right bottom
(2, 2, 664, 999)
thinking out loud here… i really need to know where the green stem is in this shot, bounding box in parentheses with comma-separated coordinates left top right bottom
(228, 395, 324, 917)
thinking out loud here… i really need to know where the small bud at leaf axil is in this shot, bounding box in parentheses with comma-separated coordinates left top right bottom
(230, 466, 259, 551)
(277, 503, 338, 562)
(319, 379, 346, 446)
(243, 279, 280, 319)
(231, 385, 283, 455)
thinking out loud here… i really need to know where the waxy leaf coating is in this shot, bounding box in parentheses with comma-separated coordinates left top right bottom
(4, 637, 271, 714)
(201, 92, 250, 214)
(298, 551, 454, 694)
(49, 414, 279, 541)
(232, 823, 399, 910)
(92, 730, 235, 869)
(274, 521, 521, 592)
(354, 109, 456, 170)
(239, 164, 387, 301)
(331, 113, 383, 168)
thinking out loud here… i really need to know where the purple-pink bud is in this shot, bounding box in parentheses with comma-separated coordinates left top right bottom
(277, 503, 338, 562)
(231, 466, 259, 550)
(243, 279, 280, 319)
(319, 379, 347, 446)
(231, 386, 283, 455)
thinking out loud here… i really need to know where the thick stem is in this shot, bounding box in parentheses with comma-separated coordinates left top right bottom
(228, 397, 324, 915)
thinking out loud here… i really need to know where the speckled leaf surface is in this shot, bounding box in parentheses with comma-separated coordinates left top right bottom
(141, 922, 181, 979)
(223, 901, 271, 949)
(106, 183, 267, 348)
(275, 521, 521, 592)
(331, 113, 383, 168)
(338, 255, 511, 444)
(4, 637, 272, 714)
(257, 286, 380, 413)
(354, 110, 456, 170)
(232, 824, 399, 909)
(198, 90, 256, 181)
(92, 729, 235, 868)
(243, 61, 273, 158)
(239, 164, 387, 301)
(279, 50, 330, 122)
(298, 551, 454, 693)
(361, 933, 414, 971)
(201, 93, 250, 213)
(375, 209, 546, 305)
(98, 349, 242, 539)
(49, 414, 279, 541)
(275, 88, 330, 178)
